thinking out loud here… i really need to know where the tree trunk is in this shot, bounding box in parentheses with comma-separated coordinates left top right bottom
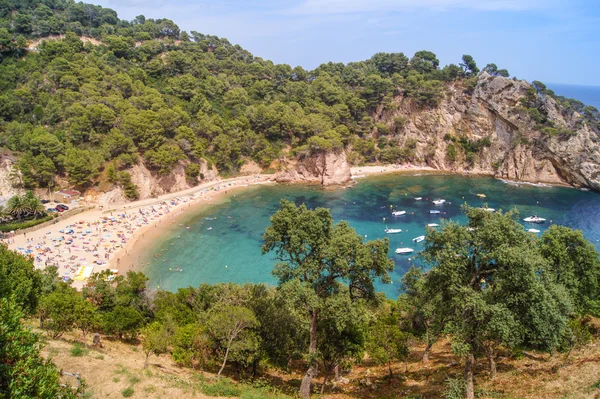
(144, 352, 150, 369)
(299, 310, 319, 399)
(464, 351, 475, 399)
(320, 364, 332, 395)
(217, 338, 233, 378)
(252, 358, 258, 377)
(488, 353, 496, 379)
(334, 364, 339, 381)
(422, 341, 433, 363)
(388, 362, 393, 378)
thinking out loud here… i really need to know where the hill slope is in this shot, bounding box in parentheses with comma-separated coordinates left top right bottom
(0, 1, 599, 199)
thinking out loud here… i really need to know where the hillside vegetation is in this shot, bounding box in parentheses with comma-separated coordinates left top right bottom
(1, 0, 599, 196)
(2, 203, 600, 398)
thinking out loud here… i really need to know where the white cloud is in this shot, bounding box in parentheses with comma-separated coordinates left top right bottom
(289, 0, 550, 14)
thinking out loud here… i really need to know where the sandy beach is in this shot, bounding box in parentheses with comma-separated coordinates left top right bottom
(350, 163, 437, 178)
(6, 175, 273, 288)
(2, 163, 473, 289)
(6, 161, 556, 289)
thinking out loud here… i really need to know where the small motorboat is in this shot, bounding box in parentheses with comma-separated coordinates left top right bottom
(395, 247, 415, 254)
(385, 226, 402, 234)
(427, 223, 439, 227)
(415, 197, 422, 200)
(527, 228, 541, 233)
(392, 210, 406, 216)
(476, 193, 486, 198)
(482, 208, 495, 212)
(432, 199, 446, 205)
(412, 235, 425, 243)
(430, 210, 441, 214)
(207, 227, 213, 230)
(523, 215, 546, 223)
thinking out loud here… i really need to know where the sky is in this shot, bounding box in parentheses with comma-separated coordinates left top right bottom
(93, 0, 600, 86)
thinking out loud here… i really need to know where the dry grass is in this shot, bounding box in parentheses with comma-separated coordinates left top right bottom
(37, 329, 600, 399)
(39, 331, 228, 399)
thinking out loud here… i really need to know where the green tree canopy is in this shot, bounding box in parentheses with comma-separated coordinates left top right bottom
(262, 199, 393, 398)
(0, 296, 78, 399)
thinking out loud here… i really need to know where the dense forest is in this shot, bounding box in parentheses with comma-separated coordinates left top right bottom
(1, 0, 598, 197)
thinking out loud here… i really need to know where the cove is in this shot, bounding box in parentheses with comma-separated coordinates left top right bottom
(138, 174, 600, 298)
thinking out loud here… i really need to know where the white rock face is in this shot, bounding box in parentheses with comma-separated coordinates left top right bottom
(373, 73, 600, 190)
(275, 151, 352, 186)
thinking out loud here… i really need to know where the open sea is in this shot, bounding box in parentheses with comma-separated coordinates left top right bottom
(548, 83, 600, 110)
(139, 174, 600, 298)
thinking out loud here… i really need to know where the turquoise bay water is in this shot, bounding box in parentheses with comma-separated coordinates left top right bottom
(141, 174, 600, 298)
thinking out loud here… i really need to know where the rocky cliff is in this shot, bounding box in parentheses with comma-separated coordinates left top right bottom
(372, 73, 600, 190)
(89, 160, 218, 205)
(275, 151, 352, 186)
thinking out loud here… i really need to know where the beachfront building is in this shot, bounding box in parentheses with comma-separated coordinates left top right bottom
(53, 189, 81, 203)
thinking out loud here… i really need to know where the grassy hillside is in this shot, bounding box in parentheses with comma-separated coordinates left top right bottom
(39, 327, 600, 399)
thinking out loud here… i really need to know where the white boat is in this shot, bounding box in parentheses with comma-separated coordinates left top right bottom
(427, 223, 439, 227)
(392, 210, 406, 216)
(527, 228, 541, 233)
(482, 208, 495, 212)
(523, 215, 546, 223)
(412, 235, 425, 243)
(385, 226, 402, 234)
(207, 227, 213, 230)
(415, 197, 422, 200)
(395, 247, 414, 254)
(432, 199, 446, 205)
(430, 210, 441, 214)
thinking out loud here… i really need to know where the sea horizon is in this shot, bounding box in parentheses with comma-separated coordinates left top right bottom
(547, 82, 600, 110)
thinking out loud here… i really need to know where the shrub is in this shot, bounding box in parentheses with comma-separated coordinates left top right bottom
(70, 343, 88, 357)
(117, 171, 139, 200)
(444, 377, 466, 399)
(375, 123, 390, 136)
(184, 163, 201, 184)
(446, 143, 457, 162)
(0, 214, 55, 232)
(121, 387, 134, 397)
(201, 378, 242, 397)
(394, 115, 407, 130)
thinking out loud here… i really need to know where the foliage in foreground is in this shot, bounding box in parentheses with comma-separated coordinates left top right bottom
(0, 200, 599, 398)
(0, 296, 78, 399)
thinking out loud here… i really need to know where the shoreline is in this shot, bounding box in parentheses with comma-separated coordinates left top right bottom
(350, 164, 576, 189)
(6, 164, 587, 290)
(117, 182, 264, 280)
(7, 175, 274, 289)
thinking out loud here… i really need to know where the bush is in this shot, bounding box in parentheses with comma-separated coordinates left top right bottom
(200, 378, 242, 397)
(394, 115, 407, 130)
(70, 343, 88, 357)
(446, 143, 457, 162)
(444, 377, 466, 399)
(184, 163, 201, 184)
(121, 387, 134, 397)
(0, 214, 55, 232)
(117, 171, 139, 200)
